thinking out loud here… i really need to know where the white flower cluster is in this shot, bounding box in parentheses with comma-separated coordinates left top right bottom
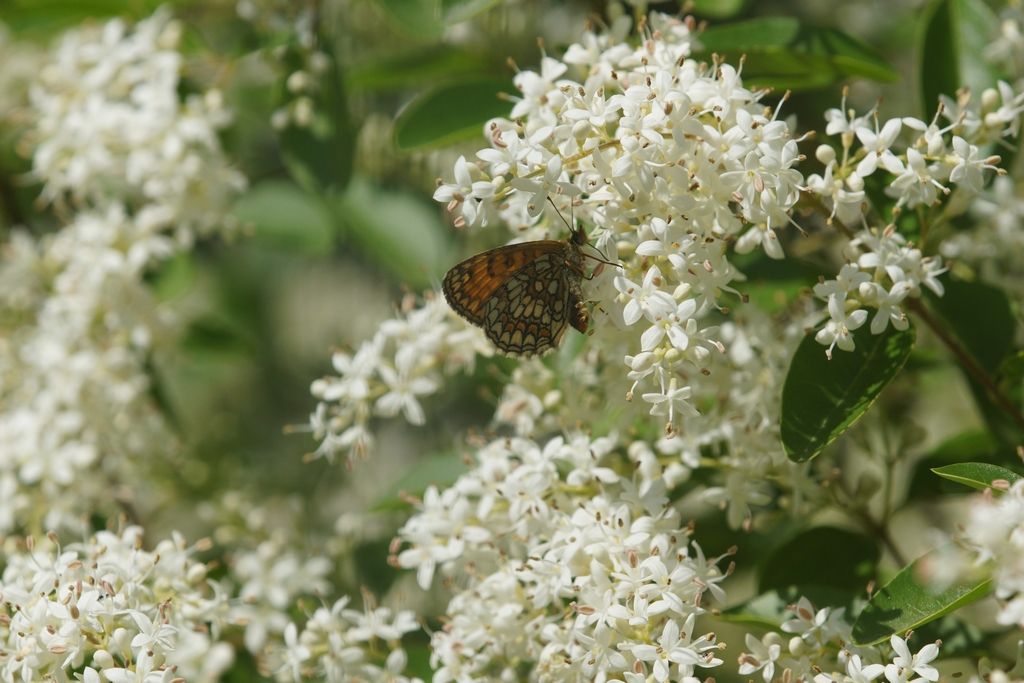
(309, 293, 491, 462)
(963, 479, 1024, 628)
(230, 537, 333, 654)
(432, 12, 806, 426)
(265, 597, 422, 683)
(0, 10, 246, 534)
(738, 597, 941, 683)
(812, 229, 945, 358)
(395, 434, 729, 681)
(0, 527, 234, 683)
(805, 84, 1024, 355)
(29, 8, 246, 236)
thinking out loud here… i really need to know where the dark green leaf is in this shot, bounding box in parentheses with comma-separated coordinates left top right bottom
(699, 17, 801, 50)
(277, 46, 354, 194)
(759, 527, 879, 594)
(372, 452, 468, 512)
(919, 0, 999, 115)
(698, 19, 897, 91)
(932, 462, 1022, 492)
(853, 547, 992, 645)
(781, 324, 916, 462)
(928, 276, 1015, 374)
(334, 177, 450, 288)
(232, 180, 334, 255)
(924, 276, 1021, 444)
(348, 46, 496, 92)
(733, 252, 818, 312)
(394, 78, 513, 150)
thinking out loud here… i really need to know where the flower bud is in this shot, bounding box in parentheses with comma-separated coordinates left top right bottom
(815, 144, 836, 165)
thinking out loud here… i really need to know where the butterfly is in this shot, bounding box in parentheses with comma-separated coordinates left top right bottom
(442, 227, 594, 357)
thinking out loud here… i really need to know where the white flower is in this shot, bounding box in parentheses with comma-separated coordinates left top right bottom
(738, 633, 782, 682)
(375, 364, 439, 425)
(631, 618, 701, 683)
(887, 148, 948, 208)
(855, 118, 903, 177)
(885, 635, 940, 682)
(816, 296, 868, 358)
(948, 135, 998, 193)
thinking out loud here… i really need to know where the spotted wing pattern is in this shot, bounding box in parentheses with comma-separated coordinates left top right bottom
(442, 241, 566, 324)
(442, 239, 588, 357)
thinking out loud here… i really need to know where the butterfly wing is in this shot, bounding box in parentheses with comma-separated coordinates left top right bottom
(481, 247, 579, 356)
(442, 241, 566, 324)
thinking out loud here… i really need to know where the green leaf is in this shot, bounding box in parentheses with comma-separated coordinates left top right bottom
(698, 19, 897, 91)
(335, 177, 450, 288)
(733, 252, 818, 312)
(852, 548, 992, 645)
(931, 462, 1023, 492)
(781, 324, 916, 462)
(699, 17, 801, 50)
(147, 252, 197, 301)
(441, 0, 503, 23)
(759, 527, 879, 594)
(277, 45, 354, 194)
(1, 0, 163, 37)
(690, 0, 746, 19)
(372, 452, 468, 512)
(919, 0, 999, 115)
(370, 0, 502, 39)
(907, 429, 1008, 499)
(348, 46, 496, 92)
(394, 78, 513, 150)
(232, 180, 334, 255)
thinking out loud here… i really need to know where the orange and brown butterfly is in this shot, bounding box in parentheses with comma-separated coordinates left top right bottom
(442, 226, 597, 357)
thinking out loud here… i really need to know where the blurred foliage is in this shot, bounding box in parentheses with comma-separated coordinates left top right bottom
(1, 0, 1022, 679)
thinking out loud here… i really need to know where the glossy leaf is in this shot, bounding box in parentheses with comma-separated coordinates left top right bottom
(698, 18, 897, 91)
(781, 324, 916, 462)
(232, 180, 334, 255)
(277, 46, 354, 194)
(853, 548, 992, 645)
(907, 429, 1007, 499)
(394, 78, 513, 150)
(919, 0, 999, 115)
(759, 527, 879, 593)
(335, 177, 450, 288)
(931, 462, 1022, 492)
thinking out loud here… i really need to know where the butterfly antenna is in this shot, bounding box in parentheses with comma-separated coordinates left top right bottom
(547, 195, 578, 237)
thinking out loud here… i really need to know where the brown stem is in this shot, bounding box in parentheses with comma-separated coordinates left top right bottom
(907, 297, 1024, 433)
